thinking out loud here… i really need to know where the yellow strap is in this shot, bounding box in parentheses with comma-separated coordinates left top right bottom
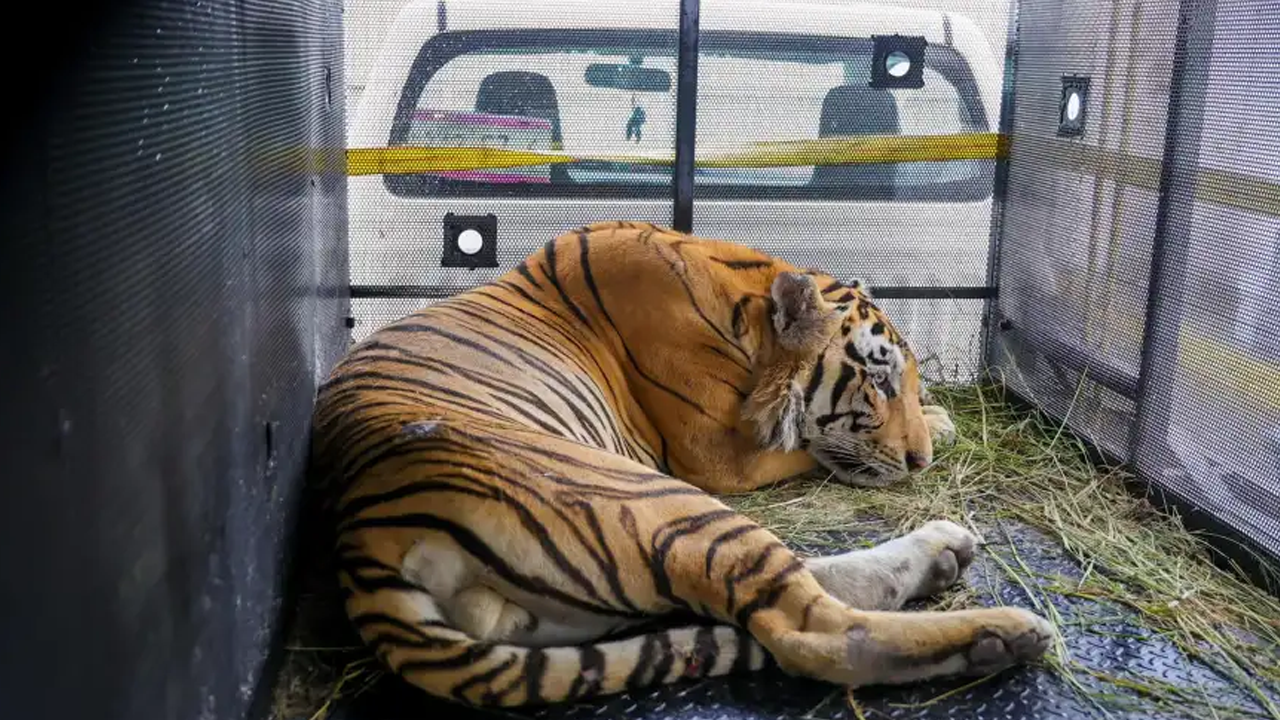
(344, 132, 1007, 176)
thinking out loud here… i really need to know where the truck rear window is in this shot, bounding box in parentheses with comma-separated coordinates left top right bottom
(384, 30, 994, 202)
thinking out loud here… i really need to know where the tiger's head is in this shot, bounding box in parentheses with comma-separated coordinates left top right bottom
(742, 271, 937, 487)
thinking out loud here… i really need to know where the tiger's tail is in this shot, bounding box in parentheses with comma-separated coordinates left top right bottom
(345, 580, 770, 708)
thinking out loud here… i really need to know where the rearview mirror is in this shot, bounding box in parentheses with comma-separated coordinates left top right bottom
(584, 63, 672, 93)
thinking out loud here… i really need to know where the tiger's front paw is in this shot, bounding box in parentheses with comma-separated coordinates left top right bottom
(922, 405, 957, 445)
(919, 520, 977, 589)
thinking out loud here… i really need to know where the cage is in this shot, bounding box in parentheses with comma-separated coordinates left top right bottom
(2, 0, 1278, 719)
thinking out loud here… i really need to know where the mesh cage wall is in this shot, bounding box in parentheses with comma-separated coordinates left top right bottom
(990, 0, 1280, 560)
(692, 0, 1011, 382)
(0, 1, 348, 719)
(343, 0, 1012, 381)
(1130, 0, 1280, 560)
(345, 0, 680, 341)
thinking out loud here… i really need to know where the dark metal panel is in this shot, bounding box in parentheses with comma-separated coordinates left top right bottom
(0, 2, 347, 720)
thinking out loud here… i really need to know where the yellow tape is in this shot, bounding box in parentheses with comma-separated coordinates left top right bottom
(346, 146, 577, 176)
(695, 133, 1007, 168)
(344, 132, 1007, 177)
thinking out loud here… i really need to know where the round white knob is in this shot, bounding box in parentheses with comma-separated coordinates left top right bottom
(457, 228, 484, 255)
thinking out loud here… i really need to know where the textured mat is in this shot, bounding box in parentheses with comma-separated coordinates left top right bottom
(306, 520, 1278, 720)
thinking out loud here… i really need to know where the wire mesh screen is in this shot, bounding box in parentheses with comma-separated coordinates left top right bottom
(990, 0, 1280, 558)
(346, 0, 680, 303)
(344, 0, 1011, 380)
(1129, 0, 1280, 556)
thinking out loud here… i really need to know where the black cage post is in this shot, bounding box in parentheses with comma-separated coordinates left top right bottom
(672, 0, 701, 233)
(1129, 0, 1216, 463)
(980, 0, 1022, 363)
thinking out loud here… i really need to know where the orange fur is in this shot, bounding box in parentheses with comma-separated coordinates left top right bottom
(310, 222, 1053, 707)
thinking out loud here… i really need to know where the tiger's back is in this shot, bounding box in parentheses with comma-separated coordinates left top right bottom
(311, 221, 1055, 707)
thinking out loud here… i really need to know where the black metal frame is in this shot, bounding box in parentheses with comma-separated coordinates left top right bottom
(1129, 0, 1216, 463)
(672, 0, 700, 232)
(349, 284, 995, 301)
(869, 34, 928, 90)
(1056, 74, 1091, 138)
(980, 0, 1023, 365)
(354, 13, 1003, 304)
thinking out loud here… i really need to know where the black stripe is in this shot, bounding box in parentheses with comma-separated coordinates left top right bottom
(649, 632, 676, 685)
(724, 542, 788, 614)
(338, 560, 422, 594)
(344, 512, 649, 619)
(460, 294, 646, 461)
(712, 257, 772, 270)
(524, 648, 548, 703)
(625, 634, 662, 689)
(568, 499, 642, 613)
(572, 646, 606, 698)
(691, 627, 720, 678)
(444, 300, 621, 448)
(828, 362, 860, 410)
(543, 237, 593, 328)
(352, 612, 456, 647)
(648, 509, 741, 608)
(515, 261, 543, 290)
(816, 410, 856, 428)
(338, 457, 625, 614)
(576, 232, 727, 425)
(800, 596, 821, 631)
(704, 524, 763, 578)
(456, 654, 519, 704)
(802, 359, 826, 406)
(369, 351, 580, 439)
(338, 479, 495, 522)
(729, 631, 756, 674)
(489, 279, 590, 344)
(730, 296, 750, 338)
(669, 275, 751, 367)
(398, 642, 497, 673)
(339, 434, 471, 493)
(323, 370, 501, 422)
(479, 283, 647, 451)
(733, 558, 807, 628)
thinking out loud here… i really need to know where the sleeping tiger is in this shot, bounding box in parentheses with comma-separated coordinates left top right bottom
(311, 221, 1055, 708)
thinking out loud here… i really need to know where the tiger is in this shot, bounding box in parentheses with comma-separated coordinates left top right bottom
(310, 221, 1055, 708)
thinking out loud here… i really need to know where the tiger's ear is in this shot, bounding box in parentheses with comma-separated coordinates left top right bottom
(771, 272, 835, 351)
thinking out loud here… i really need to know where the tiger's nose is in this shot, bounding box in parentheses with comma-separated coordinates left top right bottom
(905, 451, 929, 472)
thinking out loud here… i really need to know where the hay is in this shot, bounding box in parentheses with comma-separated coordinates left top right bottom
(269, 383, 1280, 720)
(723, 383, 1280, 719)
